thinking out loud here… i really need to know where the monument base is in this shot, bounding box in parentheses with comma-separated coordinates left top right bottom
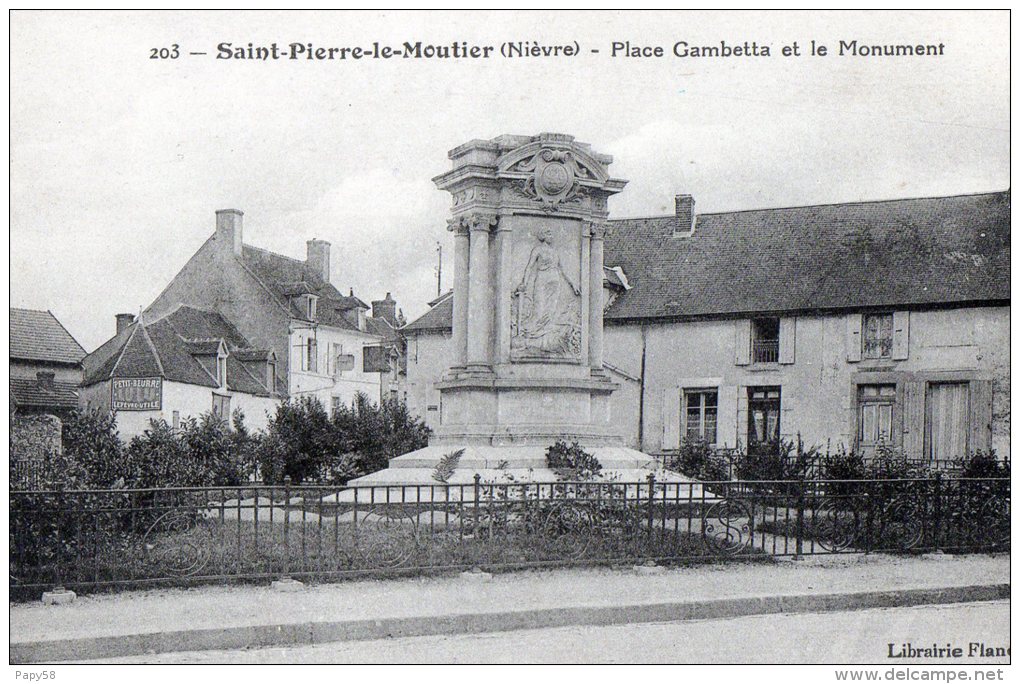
(334, 444, 704, 502)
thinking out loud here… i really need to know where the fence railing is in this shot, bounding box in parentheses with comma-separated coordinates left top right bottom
(704, 451, 1006, 482)
(752, 339, 779, 363)
(9, 475, 1009, 598)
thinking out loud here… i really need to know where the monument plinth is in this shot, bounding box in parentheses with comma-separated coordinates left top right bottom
(348, 134, 695, 488)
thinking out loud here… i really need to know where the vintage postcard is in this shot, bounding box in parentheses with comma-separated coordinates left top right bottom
(8, 10, 1010, 672)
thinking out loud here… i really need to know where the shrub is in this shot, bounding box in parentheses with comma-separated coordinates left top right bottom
(256, 396, 340, 484)
(330, 393, 431, 477)
(955, 449, 1009, 479)
(819, 446, 867, 481)
(667, 440, 729, 482)
(61, 409, 125, 488)
(734, 437, 820, 483)
(546, 440, 602, 480)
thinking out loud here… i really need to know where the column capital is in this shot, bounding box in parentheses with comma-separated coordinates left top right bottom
(586, 220, 609, 240)
(463, 212, 499, 233)
(446, 217, 470, 235)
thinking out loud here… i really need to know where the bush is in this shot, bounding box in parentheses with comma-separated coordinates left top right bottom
(818, 446, 867, 481)
(61, 409, 125, 487)
(667, 440, 729, 482)
(955, 449, 1009, 479)
(331, 393, 431, 476)
(256, 397, 342, 484)
(734, 437, 820, 483)
(546, 440, 602, 480)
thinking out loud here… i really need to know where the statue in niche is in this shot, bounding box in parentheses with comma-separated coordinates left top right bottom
(511, 228, 582, 359)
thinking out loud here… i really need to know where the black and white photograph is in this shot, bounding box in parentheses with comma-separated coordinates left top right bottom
(7, 9, 1011, 672)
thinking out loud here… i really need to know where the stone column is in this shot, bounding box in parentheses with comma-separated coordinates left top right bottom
(449, 220, 470, 370)
(466, 213, 497, 372)
(493, 219, 513, 365)
(588, 221, 607, 371)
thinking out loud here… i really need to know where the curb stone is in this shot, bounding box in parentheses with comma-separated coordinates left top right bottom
(10, 583, 1009, 663)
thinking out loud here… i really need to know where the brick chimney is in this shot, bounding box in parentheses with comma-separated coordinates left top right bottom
(216, 209, 244, 256)
(116, 313, 135, 335)
(674, 194, 695, 235)
(36, 371, 55, 391)
(306, 239, 331, 283)
(372, 292, 398, 326)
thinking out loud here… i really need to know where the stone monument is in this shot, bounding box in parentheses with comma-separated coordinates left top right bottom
(348, 133, 694, 489)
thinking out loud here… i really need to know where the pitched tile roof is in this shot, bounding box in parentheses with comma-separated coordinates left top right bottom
(10, 377, 79, 410)
(403, 292, 453, 332)
(239, 245, 368, 330)
(366, 315, 400, 343)
(10, 308, 87, 364)
(82, 305, 278, 397)
(605, 190, 1009, 320)
(402, 190, 1010, 331)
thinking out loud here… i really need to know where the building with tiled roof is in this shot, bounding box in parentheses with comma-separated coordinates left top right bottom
(80, 305, 282, 438)
(10, 308, 86, 417)
(140, 209, 402, 414)
(402, 190, 1010, 461)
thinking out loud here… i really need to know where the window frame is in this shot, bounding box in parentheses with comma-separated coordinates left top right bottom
(305, 337, 318, 373)
(751, 317, 781, 364)
(211, 393, 231, 420)
(857, 384, 896, 447)
(682, 388, 719, 445)
(747, 386, 782, 450)
(862, 312, 894, 360)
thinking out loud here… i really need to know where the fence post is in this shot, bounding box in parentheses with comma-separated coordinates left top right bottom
(473, 473, 481, 535)
(794, 478, 805, 559)
(932, 471, 943, 552)
(54, 485, 68, 591)
(283, 475, 291, 578)
(646, 473, 656, 543)
(863, 483, 873, 555)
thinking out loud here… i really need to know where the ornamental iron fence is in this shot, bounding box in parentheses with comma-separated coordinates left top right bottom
(9, 475, 1008, 599)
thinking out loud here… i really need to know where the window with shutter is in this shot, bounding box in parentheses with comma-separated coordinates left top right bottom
(862, 313, 893, 359)
(306, 337, 318, 373)
(925, 382, 970, 463)
(683, 389, 718, 444)
(751, 318, 780, 363)
(747, 386, 781, 454)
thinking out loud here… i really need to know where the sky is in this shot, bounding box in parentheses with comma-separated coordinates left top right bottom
(9, 10, 1010, 352)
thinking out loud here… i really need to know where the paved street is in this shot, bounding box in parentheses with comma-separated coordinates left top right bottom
(88, 600, 1009, 664)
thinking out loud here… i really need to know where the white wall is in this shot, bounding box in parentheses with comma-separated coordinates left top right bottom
(289, 324, 385, 412)
(404, 306, 1010, 459)
(79, 379, 277, 440)
(404, 330, 456, 432)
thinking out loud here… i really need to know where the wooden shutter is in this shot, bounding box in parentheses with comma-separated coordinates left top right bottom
(846, 314, 863, 362)
(661, 387, 682, 451)
(734, 319, 751, 366)
(778, 317, 796, 364)
(901, 381, 926, 459)
(716, 385, 739, 449)
(891, 311, 910, 360)
(926, 382, 970, 461)
(970, 379, 993, 452)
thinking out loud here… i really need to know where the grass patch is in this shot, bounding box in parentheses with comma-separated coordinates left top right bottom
(11, 504, 772, 599)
